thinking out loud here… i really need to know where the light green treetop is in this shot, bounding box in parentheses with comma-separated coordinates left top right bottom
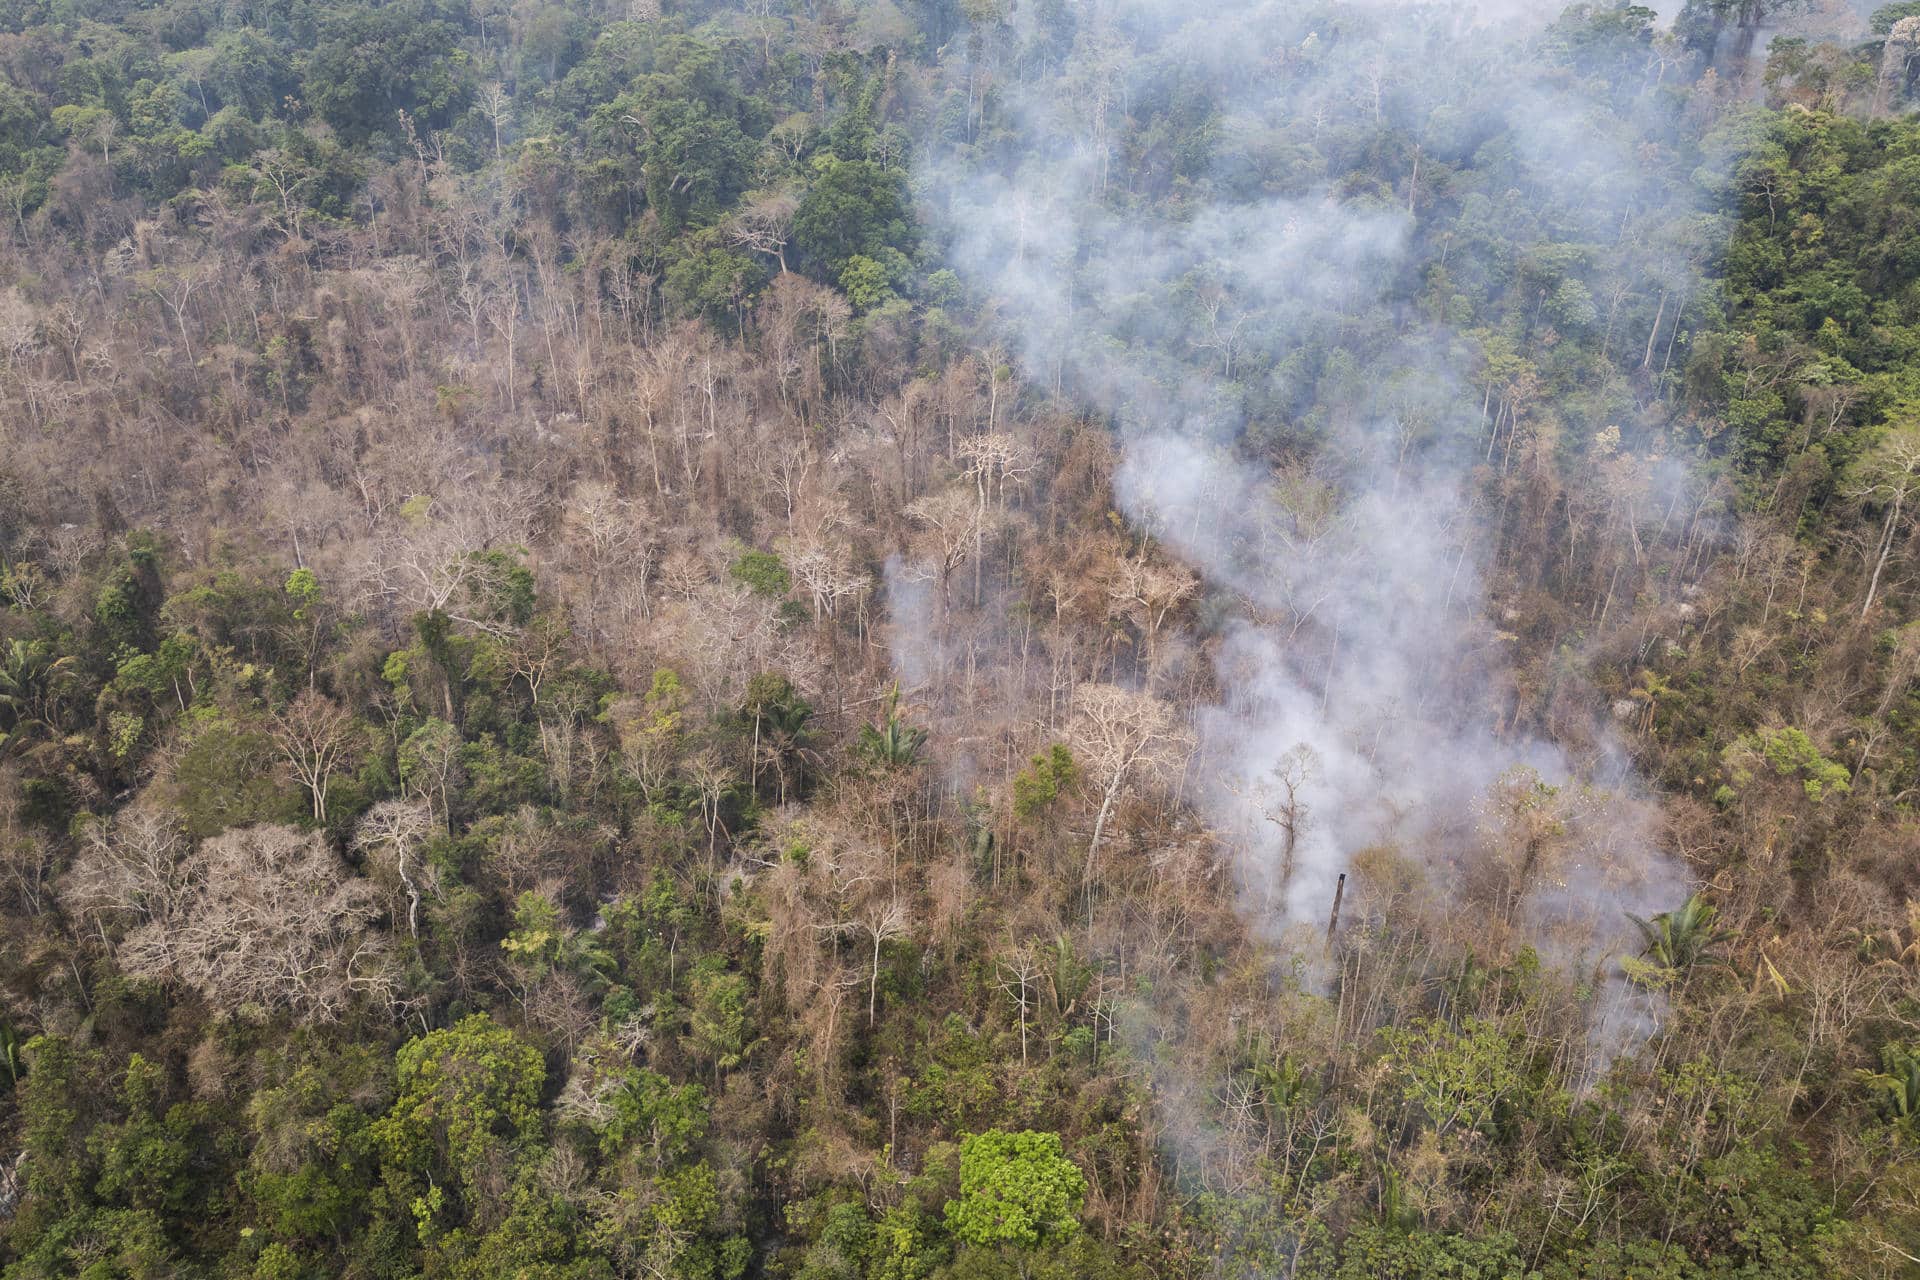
(944, 1129, 1086, 1249)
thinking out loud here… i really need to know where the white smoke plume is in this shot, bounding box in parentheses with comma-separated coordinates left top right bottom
(918, 0, 1701, 1015)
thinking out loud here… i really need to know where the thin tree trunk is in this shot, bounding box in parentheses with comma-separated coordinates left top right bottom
(1863, 492, 1904, 618)
(1642, 289, 1668, 369)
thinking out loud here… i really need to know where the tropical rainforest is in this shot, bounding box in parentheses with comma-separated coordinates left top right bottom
(1, 0, 1920, 1276)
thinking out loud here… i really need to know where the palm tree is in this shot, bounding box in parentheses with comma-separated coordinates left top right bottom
(1253, 1053, 1306, 1137)
(857, 683, 926, 769)
(741, 672, 816, 805)
(0, 638, 73, 752)
(1376, 1166, 1422, 1232)
(1629, 669, 1673, 737)
(1629, 893, 1732, 975)
(1045, 933, 1091, 1018)
(1860, 1053, 1920, 1124)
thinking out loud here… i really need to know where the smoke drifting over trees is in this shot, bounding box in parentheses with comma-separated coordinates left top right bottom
(922, 0, 1689, 996)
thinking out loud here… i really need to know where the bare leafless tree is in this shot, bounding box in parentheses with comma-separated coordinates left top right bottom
(1226, 744, 1319, 906)
(87, 824, 389, 1021)
(354, 799, 438, 939)
(905, 484, 987, 617)
(849, 895, 909, 1027)
(62, 807, 193, 946)
(1847, 423, 1920, 618)
(996, 939, 1041, 1064)
(269, 691, 358, 823)
(479, 83, 512, 160)
(1069, 682, 1194, 903)
(726, 188, 798, 275)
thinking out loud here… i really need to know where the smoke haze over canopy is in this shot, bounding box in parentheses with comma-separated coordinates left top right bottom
(913, 0, 1701, 1000)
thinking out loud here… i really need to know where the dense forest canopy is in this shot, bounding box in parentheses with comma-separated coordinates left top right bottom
(3, 0, 1920, 1276)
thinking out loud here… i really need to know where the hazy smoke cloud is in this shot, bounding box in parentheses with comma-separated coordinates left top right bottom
(881, 552, 939, 694)
(921, 0, 1690, 1000)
